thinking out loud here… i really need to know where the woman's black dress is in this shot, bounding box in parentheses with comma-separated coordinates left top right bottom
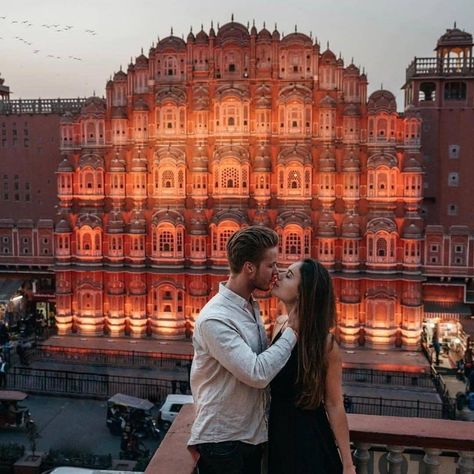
(268, 336, 343, 474)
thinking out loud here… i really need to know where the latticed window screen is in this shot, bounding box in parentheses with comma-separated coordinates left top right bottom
(177, 231, 183, 252)
(219, 229, 235, 252)
(376, 237, 387, 257)
(285, 233, 301, 255)
(159, 231, 174, 253)
(162, 170, 175, 188)
(304, 234, 310, 254)
(242, 168, 248, 188)
(221, 168, 239, 188)
(305, 171, 311, 189)
(287, 170, 301, 189)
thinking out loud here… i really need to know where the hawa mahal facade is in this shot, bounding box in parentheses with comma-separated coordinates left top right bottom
(54, 20, 426, 347)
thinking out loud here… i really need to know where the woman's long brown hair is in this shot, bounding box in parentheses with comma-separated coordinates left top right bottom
(296, 259, 336, 410)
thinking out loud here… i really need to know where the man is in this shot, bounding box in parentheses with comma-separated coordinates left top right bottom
(189, 226, 298, 474)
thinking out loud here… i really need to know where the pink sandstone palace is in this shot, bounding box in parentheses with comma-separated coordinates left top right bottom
(3, 20, 472, 349)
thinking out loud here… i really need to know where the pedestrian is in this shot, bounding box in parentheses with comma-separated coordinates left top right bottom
(432, 326, 441, 365)
(16, 340, 30, 366)
(0, 355, 7, 388)
(464, 337, 473, 379)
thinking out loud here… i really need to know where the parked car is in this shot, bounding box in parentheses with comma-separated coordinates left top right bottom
(158, 394, 193, 430)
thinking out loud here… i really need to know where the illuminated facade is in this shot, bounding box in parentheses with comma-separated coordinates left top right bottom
(55, 20, 424, 347)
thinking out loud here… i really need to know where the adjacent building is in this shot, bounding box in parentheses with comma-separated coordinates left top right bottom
(0, 76, 85, 314)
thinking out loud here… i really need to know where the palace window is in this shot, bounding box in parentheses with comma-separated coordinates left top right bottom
(288, 169, 301, 190)
(285, 233, 301, 256)
(444, 82, 466, 101)
(212, 223, 239, 258)
(191, 236, 206, 259)
(419, 82, 436, 102)
(152, 225, 184, 258)
(77, 227, 101, 256)
(164, 56, 178, 77)
(367, 231, 397, 264)
(319, 110, 335, 139)
(79, 167, 104, 195)
(448, 172, 459, 187)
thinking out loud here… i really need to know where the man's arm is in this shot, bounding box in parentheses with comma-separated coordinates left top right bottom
(199, 317, 297, 389)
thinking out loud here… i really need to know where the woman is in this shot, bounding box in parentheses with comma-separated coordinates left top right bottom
(269, 259, 355, 474)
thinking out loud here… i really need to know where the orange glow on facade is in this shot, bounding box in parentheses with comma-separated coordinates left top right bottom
(55, 20, 425, 347)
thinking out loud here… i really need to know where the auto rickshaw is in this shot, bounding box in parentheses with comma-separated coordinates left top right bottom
(106, 393, 160, 438)
(0, 390, 32, 429)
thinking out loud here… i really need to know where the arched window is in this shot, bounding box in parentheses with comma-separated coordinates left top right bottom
(86, 122, 95, 144)
(221, 167, 239, 189)
(165, 108, 176, 130)
(77, 226, 101, 257)
(285, 233, 301, 255)
(288, 170, 301, 190)
(287, 104, 303, 133)
(213, 163, 249, 197)
(376, 237, 387, 257)
(162, 170, 174, 188)
(152, 224, 184, 259)
(212, 222, 239, 258)
(159, 231, 174, 253)
(164, 56, 178, 76)
(367, 229, 397, 265)
(83, 233, 91, 251)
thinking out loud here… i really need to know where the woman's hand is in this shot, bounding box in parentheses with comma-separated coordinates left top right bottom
(343, 463, 357, 474)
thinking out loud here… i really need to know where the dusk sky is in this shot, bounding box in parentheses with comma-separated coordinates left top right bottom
(2, 0, 473, 110)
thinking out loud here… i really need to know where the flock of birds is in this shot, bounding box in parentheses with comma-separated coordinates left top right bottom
(0, 16, 97, 61)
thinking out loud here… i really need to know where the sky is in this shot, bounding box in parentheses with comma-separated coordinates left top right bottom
(1, 0, 473, 111)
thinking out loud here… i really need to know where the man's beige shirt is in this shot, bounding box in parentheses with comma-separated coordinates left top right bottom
(188, 282, 297, 446)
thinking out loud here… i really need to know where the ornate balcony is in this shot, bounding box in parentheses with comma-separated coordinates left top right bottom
(406, 56, 474, 81)
(146, 404, 474, 474)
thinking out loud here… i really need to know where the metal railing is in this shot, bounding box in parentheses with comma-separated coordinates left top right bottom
(343, 367, 433, 388)
(30, 345, 192, 369)
(0, 98, 87, 115)
(344, 394, 456, 420)
(4, 365, 455, 419)
(7, 366, 190, 402)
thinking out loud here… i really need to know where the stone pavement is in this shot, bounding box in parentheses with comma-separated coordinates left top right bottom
(0, 394, 161, 457)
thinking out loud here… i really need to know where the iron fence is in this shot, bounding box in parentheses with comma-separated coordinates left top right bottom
(7, 366, 189, 403)
(29, 345, 192, 370)
(4, 365, 456, 420)
(342, 368, 433, 388)
(344, 394, 456, 420)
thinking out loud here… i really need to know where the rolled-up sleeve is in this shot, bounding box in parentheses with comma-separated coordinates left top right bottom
(199, 318, 296, 389)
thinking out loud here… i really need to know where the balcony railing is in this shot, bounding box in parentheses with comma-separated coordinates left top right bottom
(406, 56, 474, 81)
(0, 98, 87, 115)
(147, 404, 474, 474)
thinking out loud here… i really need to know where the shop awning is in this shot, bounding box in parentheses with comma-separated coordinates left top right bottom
(424, 300, 472, 320)
(0, 279, 22, 304)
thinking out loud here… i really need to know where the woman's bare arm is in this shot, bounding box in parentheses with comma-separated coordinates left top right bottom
(324, 337, 356, 473)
